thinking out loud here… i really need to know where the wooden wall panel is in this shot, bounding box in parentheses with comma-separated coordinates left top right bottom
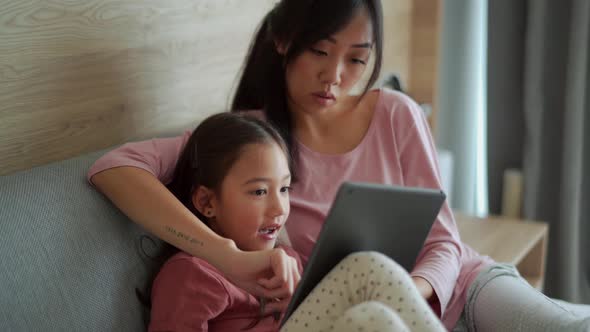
(0, 0, 275, 175)
(0, 0, 441, 175)
(381, 0, 441, 131)
(381, 0, 412, 86)
(407, 0, 442, 130)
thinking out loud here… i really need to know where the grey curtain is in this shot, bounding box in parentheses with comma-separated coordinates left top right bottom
(488, 0, 590, 303)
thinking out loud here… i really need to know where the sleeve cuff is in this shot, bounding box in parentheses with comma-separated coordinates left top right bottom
(410, 271, 449, 317)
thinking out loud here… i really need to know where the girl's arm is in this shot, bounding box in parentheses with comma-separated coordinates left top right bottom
(88, 135, 299, 303)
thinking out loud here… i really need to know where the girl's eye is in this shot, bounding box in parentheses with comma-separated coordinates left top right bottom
(252, 189, 267, 196)
(309, 47, 328, 56)
(280, 186, 292, 193)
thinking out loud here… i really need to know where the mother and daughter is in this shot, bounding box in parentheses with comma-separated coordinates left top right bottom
(89, 0, 590, 331)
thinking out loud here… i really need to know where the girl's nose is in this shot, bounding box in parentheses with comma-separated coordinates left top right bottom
(269, 192, 288, 217)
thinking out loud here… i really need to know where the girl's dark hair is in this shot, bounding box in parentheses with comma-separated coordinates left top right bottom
(167, 112, 289, 221)
(137, 113, 290, 328)
(231, 0, 384, 177)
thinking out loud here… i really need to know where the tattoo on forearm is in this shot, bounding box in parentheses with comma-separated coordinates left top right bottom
(165, 226, 204, 247)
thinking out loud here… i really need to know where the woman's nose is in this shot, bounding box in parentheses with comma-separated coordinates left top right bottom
(320, 59, 342, 86)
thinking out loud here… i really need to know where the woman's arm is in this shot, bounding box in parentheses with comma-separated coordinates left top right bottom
(392, 93, 463, 317)
(92, 167, 237, 268)
(89, 136, 299, 303)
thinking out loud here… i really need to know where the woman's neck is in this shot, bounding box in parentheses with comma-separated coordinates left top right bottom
(290, 94, 356, 133)
(290, 90, 379, 154)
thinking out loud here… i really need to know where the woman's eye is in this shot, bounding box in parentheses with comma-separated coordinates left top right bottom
(309, 48, 328, 56)
(252, 189, 267, 196)
(352, 58, 367, 65)
(280, 186, 292, 193)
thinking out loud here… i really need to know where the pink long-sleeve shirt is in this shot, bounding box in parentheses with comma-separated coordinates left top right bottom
(88, 88, 493, 330)
(149, 245, 302, 332)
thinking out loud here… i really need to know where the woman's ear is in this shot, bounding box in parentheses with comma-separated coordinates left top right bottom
(192, 186, 217, 219)
(274, 39, 289, 55)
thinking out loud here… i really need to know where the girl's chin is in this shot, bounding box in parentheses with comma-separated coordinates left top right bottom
(241, 240, 277, 252)
(257, 241, 278, 250)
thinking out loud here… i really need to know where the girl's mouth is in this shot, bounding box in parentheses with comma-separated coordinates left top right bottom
(258, 225, 281, 240)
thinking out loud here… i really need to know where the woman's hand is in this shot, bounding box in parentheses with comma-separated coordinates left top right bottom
(412, 276, 442, 316)
(221, 243, 301, 314)
(412, 276, 434, 300)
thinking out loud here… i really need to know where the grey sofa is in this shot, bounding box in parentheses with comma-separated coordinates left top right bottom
(0, 151, 162, 331)
(3, 150, 590, 332)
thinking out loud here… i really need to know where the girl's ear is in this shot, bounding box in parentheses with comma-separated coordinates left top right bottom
(192, 186, 217, 219)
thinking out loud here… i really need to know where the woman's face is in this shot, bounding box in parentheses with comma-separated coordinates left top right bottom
(208, 142, 291, 251)
(284, 9, 373, 115)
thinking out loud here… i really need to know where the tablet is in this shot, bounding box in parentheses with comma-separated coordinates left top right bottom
(281, 181, 446, 325)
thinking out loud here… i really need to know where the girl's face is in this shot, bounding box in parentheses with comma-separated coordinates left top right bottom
(284, 9, 373, 115)
(205, 142, 291, 251)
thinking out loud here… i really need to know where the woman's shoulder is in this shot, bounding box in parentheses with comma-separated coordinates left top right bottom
(373, 88, 427, 127)
(375, 88, 422, 114)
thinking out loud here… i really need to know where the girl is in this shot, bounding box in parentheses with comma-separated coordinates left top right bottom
(146, 112, 444, 331)
(90, 1, 590, 331)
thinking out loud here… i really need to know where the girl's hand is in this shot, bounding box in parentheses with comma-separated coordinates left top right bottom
(222, 244, 301, 314)
(257, 248, 301, 314)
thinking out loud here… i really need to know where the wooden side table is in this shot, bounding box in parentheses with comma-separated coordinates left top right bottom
(454, 211, 549, 290)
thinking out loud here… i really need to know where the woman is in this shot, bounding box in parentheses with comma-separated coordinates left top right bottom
(89, 1, 590, 330)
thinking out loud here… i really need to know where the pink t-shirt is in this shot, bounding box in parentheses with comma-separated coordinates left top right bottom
(149, 246, 302, 332)
(88, 88, 493, 330)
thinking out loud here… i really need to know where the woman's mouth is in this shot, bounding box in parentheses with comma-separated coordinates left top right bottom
(313, 91, 335, 99)
(312, 92, 336, 107)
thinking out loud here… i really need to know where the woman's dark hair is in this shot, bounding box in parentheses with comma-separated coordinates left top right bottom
(136, 113, 290, 329)
(231, 0, 384, 177)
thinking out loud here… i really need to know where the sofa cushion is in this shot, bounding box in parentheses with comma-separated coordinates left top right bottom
(0, 150, 162, 331)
